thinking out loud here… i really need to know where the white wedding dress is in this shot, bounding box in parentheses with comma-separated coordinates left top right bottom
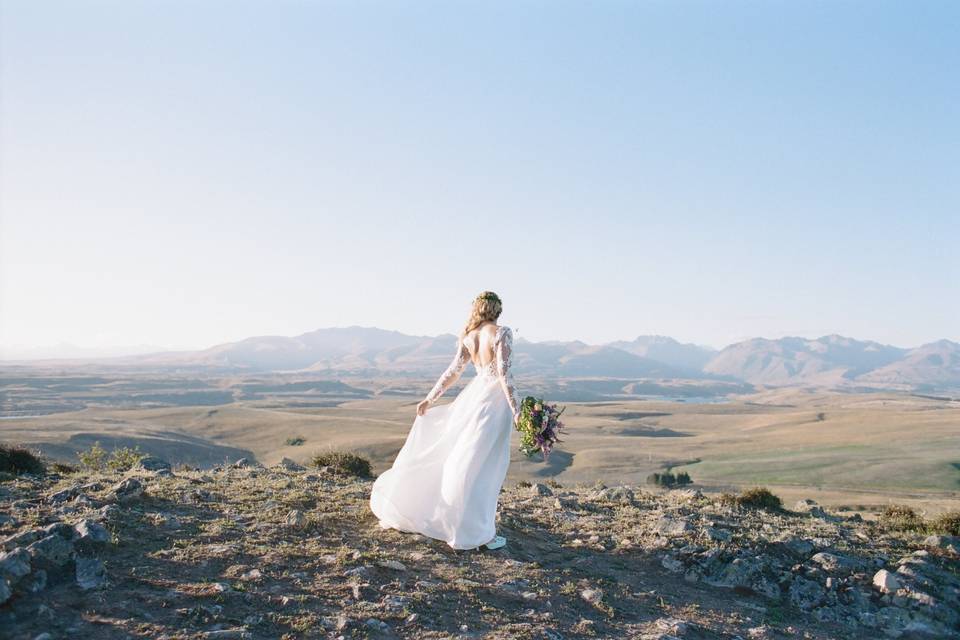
(369, 325, 521, 550)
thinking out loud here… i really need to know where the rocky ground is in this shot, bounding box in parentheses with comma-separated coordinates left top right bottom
(1, 459, 958, 640)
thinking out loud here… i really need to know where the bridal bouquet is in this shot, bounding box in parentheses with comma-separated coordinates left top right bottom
(515, 396, 565, 460)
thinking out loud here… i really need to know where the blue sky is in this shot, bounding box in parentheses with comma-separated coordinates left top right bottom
(1, 1, 957, 354)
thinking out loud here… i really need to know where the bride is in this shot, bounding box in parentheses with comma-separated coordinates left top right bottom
(369, 291, 520, 551)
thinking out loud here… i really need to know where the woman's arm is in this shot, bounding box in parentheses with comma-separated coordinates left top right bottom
(417, 338, 470, 415)
(495, 326, 520, 423)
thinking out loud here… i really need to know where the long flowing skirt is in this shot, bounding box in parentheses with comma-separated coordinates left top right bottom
(369, 371, 513, 550)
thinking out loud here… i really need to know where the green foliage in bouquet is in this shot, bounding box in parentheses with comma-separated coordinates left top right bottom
(515, 395, 566, 459)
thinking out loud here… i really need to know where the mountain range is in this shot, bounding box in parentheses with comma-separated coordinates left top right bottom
(17, 327, 955, 392)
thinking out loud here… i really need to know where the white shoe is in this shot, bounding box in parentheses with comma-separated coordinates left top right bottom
(480, 535, 506, 550)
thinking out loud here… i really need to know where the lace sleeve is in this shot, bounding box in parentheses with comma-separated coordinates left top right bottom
(425, 338, 469, 404)
(495, 326, 520, 422)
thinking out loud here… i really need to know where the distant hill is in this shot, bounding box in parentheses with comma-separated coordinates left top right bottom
(857, 339, 960, 388)
(607, 335, 716, 374)
(704, 334, 960, 390)
(3, 327, 958, 392)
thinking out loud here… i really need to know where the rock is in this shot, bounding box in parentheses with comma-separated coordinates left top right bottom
(0, 514, 18, 528)
(923, 534, 959, 553)
(284, 510, 306, 528)
(41, 522, 76, 540)
(0, 578, 10, 604)
(230, 458, 252, 468)
(810, 551, 859, 573)
(876, 606, 911, 637)
(377, 559, 407, 571)
(670, 488, 703, 502)
(606, 486, 635, 503)
(109, 477, 144, 503)
(529, 483, 553, 497)
(26, 535, 74, 569)
(137, 456, 171, 472)
(97, 504, 121, 523)
(873, 569, 902, 594)
(0, 548, 31, 582)
(76, 557, 106, 590)
(364, 618, 390, 634)
(654, 516, 692, 537)
(74, 520, 110, 545)
(782, 538, 814, 557)
(580, 588, 603, 604)
(2, 530, 40, 552)
(788, 576, 826, 611)
(33, 633, 52, 640)
(706, 527, 731, 542)
(240, 568, 262, 581)
(17, 569, 46, 593)
(278, 458, 305, 472)
(654, 617, 688, 635)
(48, 487, 79, 504)
(794, 498, 818, 511)
(661, 555, 684, 573)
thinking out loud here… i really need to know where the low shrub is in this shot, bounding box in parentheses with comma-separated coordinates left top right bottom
(78, 442, 146, 472)
(106, 446, 146, 472)
(926, 510, 960, 537)
(0, 444, 46, 476)
(721, 487, 782, 511)
(286, 436, 307, 446)
(879, 504, 925, 533)
(311, 451, 372, 478)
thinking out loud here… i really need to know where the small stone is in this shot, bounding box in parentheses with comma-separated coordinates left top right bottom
(33, 633, 52, 640)
(661, 555, 684, 573)
(364, 618, 390, 633)
(654, 516, 692, 537)
(231, 458, 252, 468)
(240, 568, 263, 581)
(923, 534, 959, 553)
(873, 569, 901, 594)
(110, 477, 144, 503)
(377, 559, 407, 571)
(74, 520, 110, 545)
(0, 578, 10, 604)
(285, 510, 306, 528)
(529, 483, 553, 497)
(783, 538, 814, 557)
(76, 557, 107, 590)
(137, 456, 171, 472)
(278, 457, 305, 471)
(580, 587, 603, 604)
(48, 487, 79, 504)
(706, 527, 731, 542)
(654, 617, 688, 635)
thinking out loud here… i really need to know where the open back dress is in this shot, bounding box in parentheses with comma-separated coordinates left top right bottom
(369, 325, 520, 550)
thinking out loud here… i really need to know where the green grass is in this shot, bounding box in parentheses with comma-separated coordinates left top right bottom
(673, 443, 960, 492)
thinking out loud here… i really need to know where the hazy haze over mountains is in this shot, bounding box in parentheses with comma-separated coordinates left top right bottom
(5, 327, 957, 392)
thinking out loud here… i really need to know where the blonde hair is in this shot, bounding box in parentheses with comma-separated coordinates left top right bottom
(460, 291, 502, 338)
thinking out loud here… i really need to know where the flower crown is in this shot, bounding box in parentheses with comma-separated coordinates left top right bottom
(476, 292, 501, 304)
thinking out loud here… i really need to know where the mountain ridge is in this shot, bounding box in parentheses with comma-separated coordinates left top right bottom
(2, 327, 958, 392)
